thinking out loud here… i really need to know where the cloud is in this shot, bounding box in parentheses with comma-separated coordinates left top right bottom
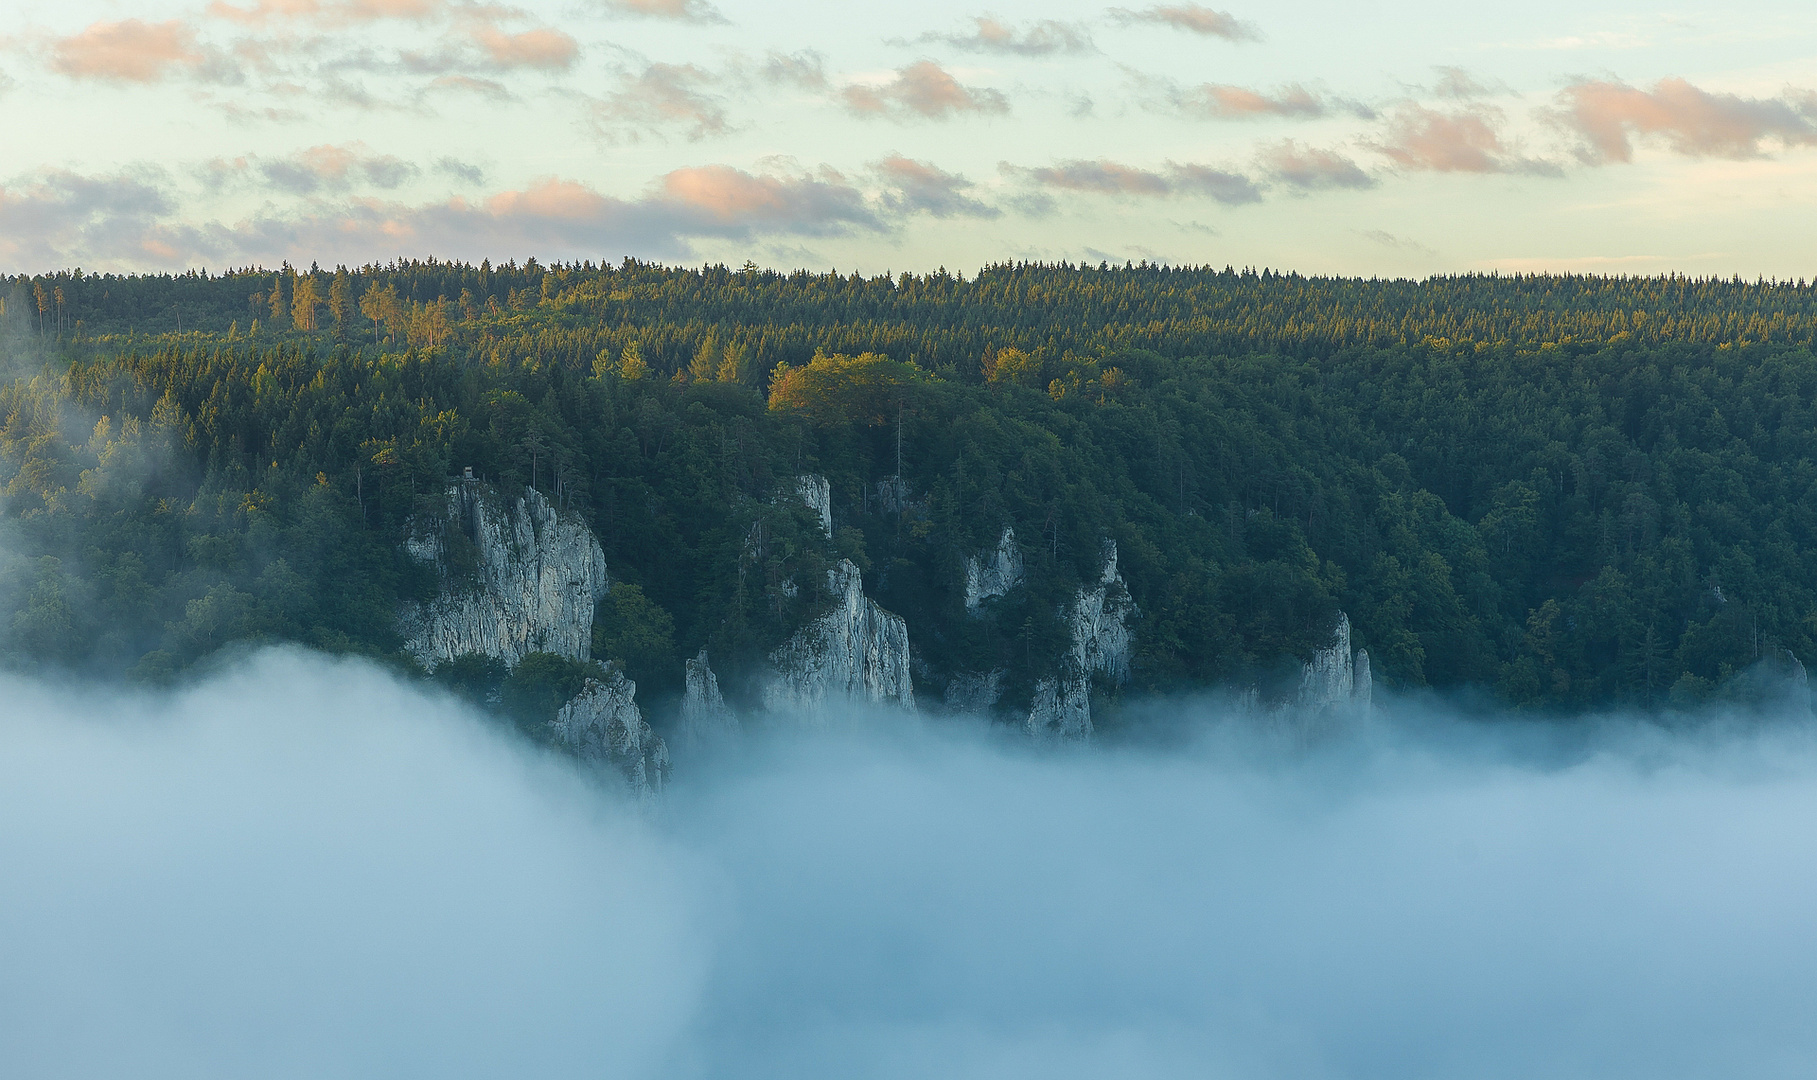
(1174, 81, 1362, 120)
(1358, 228, 1437, 255)
(597, 0, 725, 23)
(0, 162, 891, 271)
(13, 653, 1817, 1079)
(587, 63, 729, 142)
(49, 19, 207, 83)
(872, 156, 1000, 219)
(1110, 4, 1261, 42)
(1007, 158, 1261, 204)
(0, 652, 704, 1080)
(1553, 77, 1817, 164)
(761, 50, 827, 90)
(1257, 140, 1376, 190)
(1167, 163, 1265, 203)
(251, 144, 420, 194)
(469, 26, 578, 72)
(0, 170, 243, 270)
(917, 17, 1094, 56)
(842, 61, 1010, 121)
(1369, 104, 1561, 175)
(434, 157, 486, 184)
(1431, 65, 1497, 100)
(206, 0, 445, 26)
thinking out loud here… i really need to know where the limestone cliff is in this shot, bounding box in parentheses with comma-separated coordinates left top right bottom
(1281, 611, 1372, 721)
(550, 669, 671, 798)
(764, 558, 915, 716)
(1026, 541, 1137, 740)
(399, 482, 609, 668)
(680, 648, 739, 744)
(795, 474, 833, 539)
(964, 527, 1024, 613)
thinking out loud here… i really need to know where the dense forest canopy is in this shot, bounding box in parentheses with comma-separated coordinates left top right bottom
(5, 258, 1817, 718)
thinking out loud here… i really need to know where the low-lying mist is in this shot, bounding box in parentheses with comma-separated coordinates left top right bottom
(6, 649, 1817, 1079)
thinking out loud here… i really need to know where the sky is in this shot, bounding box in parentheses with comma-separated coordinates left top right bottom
(2, 0, 1817, 277)
(8, 648, 1817, 1078)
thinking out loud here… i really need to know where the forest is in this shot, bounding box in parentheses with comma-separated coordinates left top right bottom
(5, 258, 1817, 719)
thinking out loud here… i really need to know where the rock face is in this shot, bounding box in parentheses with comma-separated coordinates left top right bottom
(764, 558, 915, 716)
(943, 669, 1003, 713)
(1285, 611, 1372, 719)
(795, 474, 833, 539)
(550, 669, 671, 798)
(399, 482, 609, 668)
(964, 527, 1025, 613)
(680, 648, 739, 744)
(1026, 541, 1137, 740)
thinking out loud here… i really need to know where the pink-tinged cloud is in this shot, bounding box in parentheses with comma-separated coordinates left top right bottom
(1180, 83, 1329, 119)
(1257, 141, 1376, 190)
(206, 0, 442, 26)
(1370, 105, 1559, 175)
(843, 61, 1010, 121)
(1008, 159, 1261, 204)
(1554, 78, 1817, 163)
(588, 63, 728, 142)
(1111, 4, 1260, 42)
(872, 156, 999, 218)
(920, 17, 1093, 56)
(0, 166, 892, 272)
(471, 26, 578, 71)
(598, 0, 724, 23)
(50, 20, 204, 83)
(214, 144, 418, 194)
(657, 166, 879, 234)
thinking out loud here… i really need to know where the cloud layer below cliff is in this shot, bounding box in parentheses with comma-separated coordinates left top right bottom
(6, 648, 1817, 1078)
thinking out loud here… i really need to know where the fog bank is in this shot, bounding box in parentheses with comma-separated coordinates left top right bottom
(6, 650, 1817, 1079)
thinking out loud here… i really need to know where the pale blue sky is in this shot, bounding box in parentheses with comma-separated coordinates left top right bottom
(3, 0, 1815, 276)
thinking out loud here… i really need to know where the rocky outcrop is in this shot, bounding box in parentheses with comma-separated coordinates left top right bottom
(795, 474, 833, 539)
(943, 669, 1003, 713)
(680, 648, 739, 744)
(964, 527, 1024, 613)
(764, 558, 915, 716)
(1281, 611, 1372, 722)
(1026, 541, 1137, 740)
(399, 482, 609, 668)
(550, 669, 671, 798)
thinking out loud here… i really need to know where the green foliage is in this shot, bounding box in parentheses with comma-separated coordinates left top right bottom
(593, 583, 677, 694)
(6, 260, 1817, 715)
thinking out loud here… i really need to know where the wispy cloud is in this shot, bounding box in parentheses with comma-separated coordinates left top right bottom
(596, 0, 725, 24)
(587, 63, 729, 142)
(1369, 105, 1561, 175)
(202, 143, 420, 195)
(206, 0, 447, 28)
(842, 61, 1009, 121)
(0, 162, 894, 271)
(915, 17, 1094, 57)
(1552, 78, 1817, 163)
(872, 156, 1001, 218)
(1257, 140, 1376, 190)
(49, 19, 216, 83)
(1109, 4, 1261, 42)
(1163, 80, 1371, 121)
(1006, 158, 1262, 204)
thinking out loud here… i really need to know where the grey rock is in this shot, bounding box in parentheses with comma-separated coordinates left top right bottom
(944, 669, 1004, 713)
(680, 648, 739, 744)
(550, 669, 671, 799)
(795, 474, 833, 539)
(399, 482, 608, 668)
(1027, 541, 1137, 740)
(964, 527, 1025, 613)
(764, 558, 915, 716)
